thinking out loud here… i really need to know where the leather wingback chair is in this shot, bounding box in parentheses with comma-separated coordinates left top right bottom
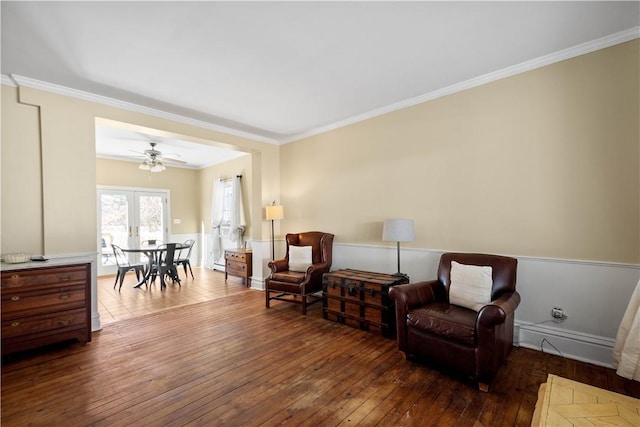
(265, 231, 334, 315)
(388, 253, 520, 391)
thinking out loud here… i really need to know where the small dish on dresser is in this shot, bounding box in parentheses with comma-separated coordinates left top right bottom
(2, 253, 32, 264)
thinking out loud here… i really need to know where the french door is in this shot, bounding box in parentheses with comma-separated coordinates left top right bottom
(97, 187, 169, 276)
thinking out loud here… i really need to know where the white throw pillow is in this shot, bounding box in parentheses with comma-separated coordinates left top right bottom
(449, 261, 493, 311)
(288, 245, 313, 272)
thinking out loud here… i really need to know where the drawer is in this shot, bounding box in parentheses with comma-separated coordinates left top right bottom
(226, 259, 247, 274)
(1, 265, 88, 290)
(225, 251, 247, 262)
(2, 308, 87, 339)
(2, 285, 86, 318)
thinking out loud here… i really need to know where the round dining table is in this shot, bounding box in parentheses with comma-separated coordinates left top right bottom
(122, 243, 185, 288)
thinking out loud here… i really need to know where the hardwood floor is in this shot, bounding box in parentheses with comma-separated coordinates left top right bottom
(98, 266, 252, 325)
(3, 268, 640, 426)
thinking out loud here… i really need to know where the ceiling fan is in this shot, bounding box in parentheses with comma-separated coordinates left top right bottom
(131, 141, 187, 172)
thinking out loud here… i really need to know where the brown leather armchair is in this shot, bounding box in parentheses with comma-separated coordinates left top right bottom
(388, 253, 520, 391)
(265, 231, 334, 315)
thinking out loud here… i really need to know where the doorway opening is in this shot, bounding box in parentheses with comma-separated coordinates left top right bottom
(97, 186, 170, 277)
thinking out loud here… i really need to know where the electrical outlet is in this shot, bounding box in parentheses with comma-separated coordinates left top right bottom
(551, 307, 567, 322)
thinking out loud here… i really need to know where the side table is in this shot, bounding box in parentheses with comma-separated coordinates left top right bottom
(225, 249, 252, 287)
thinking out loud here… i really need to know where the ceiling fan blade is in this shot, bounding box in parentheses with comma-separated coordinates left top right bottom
(161, 157, 188, 165)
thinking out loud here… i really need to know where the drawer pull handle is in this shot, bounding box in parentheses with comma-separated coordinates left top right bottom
(60, 293, 71, 300)
(59, 275, 72, 281)
(58, 319, 73, 326)
(348, 284, 356, 296)
(11, 274, 20, 279)
(11, 295, 20, 301)
(11, 321, 20, 327)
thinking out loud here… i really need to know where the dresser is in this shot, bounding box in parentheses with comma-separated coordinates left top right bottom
(1, 261, 92, 355)
(224, 249, 252, 287)
(323, 269, 408, 337)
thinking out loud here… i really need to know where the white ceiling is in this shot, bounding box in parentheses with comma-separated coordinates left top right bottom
(2, 1, 639, 160)
(95, 124, 249, 169)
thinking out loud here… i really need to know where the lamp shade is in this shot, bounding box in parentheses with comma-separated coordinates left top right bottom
(266, 205, 284, 221)
(382, 219, 415, 242)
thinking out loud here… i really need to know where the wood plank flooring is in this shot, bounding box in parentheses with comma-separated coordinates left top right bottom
(3, 268, 640, 426)
(98, 266, 252, 325)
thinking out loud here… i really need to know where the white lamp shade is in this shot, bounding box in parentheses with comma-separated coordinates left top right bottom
(266, 205, 284, 220)
(150, 162, 165, 172)
(382, 219, 415, 242)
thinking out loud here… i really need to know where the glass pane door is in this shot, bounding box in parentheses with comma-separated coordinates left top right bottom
(97, 188, 168, 276)
(137, 193, 165, 245)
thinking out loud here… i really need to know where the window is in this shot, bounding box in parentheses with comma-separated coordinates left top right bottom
(220, 179, 233, 237)
(221, 179, 233, 225)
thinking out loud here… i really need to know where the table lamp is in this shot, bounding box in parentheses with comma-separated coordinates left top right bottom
(265, 202, 284, 259)
(382, 218, 415, 278)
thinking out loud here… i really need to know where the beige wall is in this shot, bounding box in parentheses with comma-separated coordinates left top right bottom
(281, 41, 640, 264)
(198, 154, 253, 239)
(1, 86, 280, 256)
(2, 41, 638, 264)
(96, 158, 200, 235)
(1, 86, 43, 254)
(97, 153, 253, 239)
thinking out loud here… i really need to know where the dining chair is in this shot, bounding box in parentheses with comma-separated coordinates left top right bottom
(101, 233, 114, 265)
(176, 239, 195, 280)
(112, 244, 147, 291)
(149, 243, 181, 289)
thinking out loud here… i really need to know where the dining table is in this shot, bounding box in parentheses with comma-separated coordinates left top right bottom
(122, 243, 186, 288)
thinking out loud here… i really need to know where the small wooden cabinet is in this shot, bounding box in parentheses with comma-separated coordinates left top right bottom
(225, 249, 252, 287)
(1, 263, 91, 355)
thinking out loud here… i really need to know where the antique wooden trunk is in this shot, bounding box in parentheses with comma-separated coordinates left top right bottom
(322, 269, 408, 337)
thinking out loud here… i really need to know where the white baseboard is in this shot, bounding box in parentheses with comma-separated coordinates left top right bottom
(515, 320, 616, 368)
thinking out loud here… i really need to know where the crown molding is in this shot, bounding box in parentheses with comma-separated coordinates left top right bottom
(281, 26, 640, 144)
(3, 26, 638, 146)
(3, 74, 280, 145)
(1, 75, 17, 87)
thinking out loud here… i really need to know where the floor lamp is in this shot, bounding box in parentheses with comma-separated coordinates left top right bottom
(382, 218, 415, 279)
(265, 202, 284, 260)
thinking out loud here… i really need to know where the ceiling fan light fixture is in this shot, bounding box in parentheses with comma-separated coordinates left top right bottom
(138, 162, 151, 171)
(150, 161, 165, 173)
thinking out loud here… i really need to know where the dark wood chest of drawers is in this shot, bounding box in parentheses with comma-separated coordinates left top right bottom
(225, 249, 252, 287)
(1, 263, 91, 355)
(323, 269, 408, 337)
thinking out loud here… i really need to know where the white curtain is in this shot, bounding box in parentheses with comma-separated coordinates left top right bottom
(207, 179, 225, 270)
(229, 175, 246, 245)
(612, 278, 640, 381)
